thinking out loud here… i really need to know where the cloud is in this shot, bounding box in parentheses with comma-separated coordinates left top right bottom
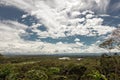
(0, 0, 111, 12)
(74, 38, 80, 42)
(0, 0, 115, 39)
(109, 1, 120, 13)
(0, 20, 113, 54)
(0, 0, 119, 54)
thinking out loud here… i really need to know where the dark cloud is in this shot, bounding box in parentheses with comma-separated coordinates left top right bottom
(107, 0, 120, 16)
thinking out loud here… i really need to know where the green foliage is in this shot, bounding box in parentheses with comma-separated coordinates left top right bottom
(99, 55, 120, 80)
(52, 75, 68, 80)
(48, 67, 60, 74)
(25, 70, 48, 80)
(7, 72, 21, 80)
(0, 55, 119, 80)
(0, 64, 12, 79)
(88, 70, 107, 80)
(68, 65, 86, 75)
(67, 75, 78, 80)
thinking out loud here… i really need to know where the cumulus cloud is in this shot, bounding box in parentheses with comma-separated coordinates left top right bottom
(0, 21, 114, 54)
(0, 0, 119, 54)
(0, 0, 115, 39)
(74, 38, 80, 42)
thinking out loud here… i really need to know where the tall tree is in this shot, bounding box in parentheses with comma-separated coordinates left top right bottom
(99, 28, 120, 52)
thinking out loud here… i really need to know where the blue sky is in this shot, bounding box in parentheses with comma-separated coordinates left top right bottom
(0, 0, 120, 54)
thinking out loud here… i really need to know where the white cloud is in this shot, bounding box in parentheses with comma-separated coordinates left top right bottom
(71, 11, 81, 18)
(74, 38, 80, 42)
(84, 44, 108, 53)
(56, 42, 63, 45)
(0, 0, 119, 54)
(98, 14, 110, 17)
(76, 42, 83, 46)
(21, 14, 28, 18)
(0, 0, 115, 39)
(0, 21, 87, 54)
(86, 14, 94, 19)
(0, 21, 112, 54)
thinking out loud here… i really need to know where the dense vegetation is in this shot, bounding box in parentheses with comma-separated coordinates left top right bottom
(0, 54, 120, 80)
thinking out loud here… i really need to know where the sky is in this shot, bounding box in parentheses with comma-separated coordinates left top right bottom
(0, 0, 120, 55)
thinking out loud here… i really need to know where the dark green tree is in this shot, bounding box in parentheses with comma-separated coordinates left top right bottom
(25, 70, 48, 80)
(67, 65, 87, 80)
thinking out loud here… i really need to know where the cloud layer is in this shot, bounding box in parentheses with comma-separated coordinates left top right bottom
(1, 0, 114, 38)
(0, 0, 120, 54)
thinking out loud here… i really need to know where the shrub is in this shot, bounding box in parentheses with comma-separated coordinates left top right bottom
(48, 67, 60, 74)
(0, 64, 12, 79)
(25, 69, 48, 80)
(87, 70, 108, 80)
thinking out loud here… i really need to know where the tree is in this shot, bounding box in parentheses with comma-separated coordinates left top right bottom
(99, 28, 120, 52)
(25, 70, 48, 80)
(88, 70, 108, 80)
(67, 65, 87, 80)
(0, 64, 13, 80)
(99, 55, 120, 80)
(112, 28, 120, 49)
(99, 39, 114, 53)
